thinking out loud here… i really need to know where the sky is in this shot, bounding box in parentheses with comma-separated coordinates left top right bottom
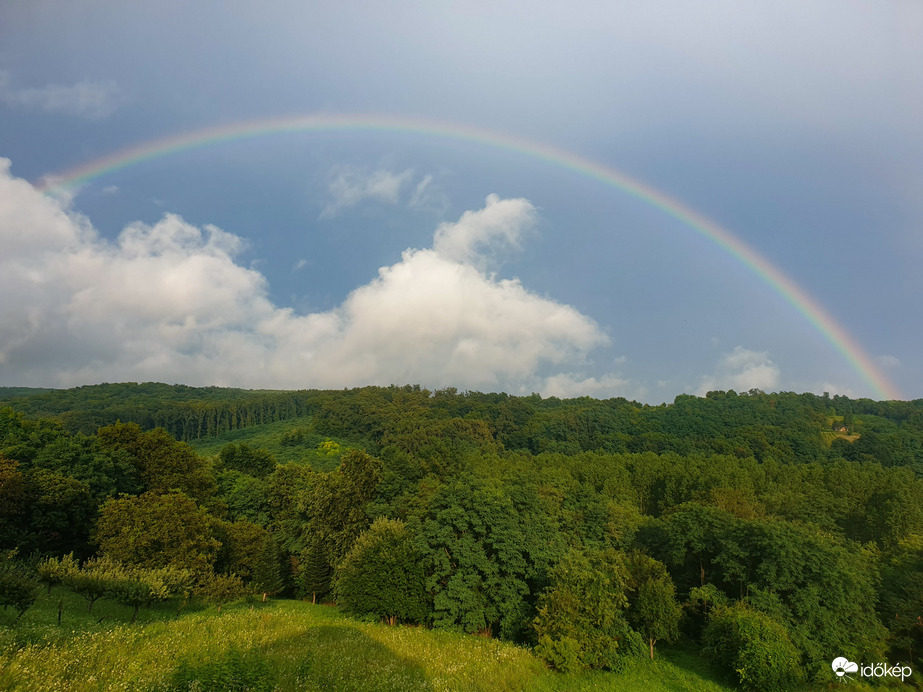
(0, 1, 921, 403)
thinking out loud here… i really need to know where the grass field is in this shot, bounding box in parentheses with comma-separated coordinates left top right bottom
(187, 415, 365, 469)
(0, 587, 742, 691)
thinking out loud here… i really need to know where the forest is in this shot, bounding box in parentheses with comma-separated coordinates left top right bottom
(1, 383, 922, 690)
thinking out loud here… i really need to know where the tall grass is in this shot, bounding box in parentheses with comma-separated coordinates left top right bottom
(1, 589, 741, 691)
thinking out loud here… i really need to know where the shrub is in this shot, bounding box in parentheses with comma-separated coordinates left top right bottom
(195, 573, 245, 612)
(703, 602, 803, 692)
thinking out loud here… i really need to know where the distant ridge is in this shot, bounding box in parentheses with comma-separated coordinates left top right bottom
(0, 386, 59, 398)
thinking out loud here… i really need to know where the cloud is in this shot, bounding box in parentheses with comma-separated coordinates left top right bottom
(409, 174, 434, 208)
(407, 173, 451, 215)
(0, 162, 609, 392)
(320, 166, 415, 218)
(819, 382, 859, 398)
(0, 69, 120, 119)
(877, 354, 901, 369)
(697, 346, 780, 395)
(433, 193, 535, 265)
(541, 372, 632, 399)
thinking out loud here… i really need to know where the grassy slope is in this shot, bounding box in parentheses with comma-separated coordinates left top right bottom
(187, 414, 367, 470)
(1, 588, 737, 692)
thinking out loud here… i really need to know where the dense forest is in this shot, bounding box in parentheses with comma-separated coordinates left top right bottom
(2, 383, 922, 690)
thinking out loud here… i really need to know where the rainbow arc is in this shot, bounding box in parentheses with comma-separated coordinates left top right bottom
(35, 113, 902, 400)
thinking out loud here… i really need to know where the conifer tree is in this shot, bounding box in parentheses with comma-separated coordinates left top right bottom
(252, 539, 283, 602)
(298, 539, 331, 604)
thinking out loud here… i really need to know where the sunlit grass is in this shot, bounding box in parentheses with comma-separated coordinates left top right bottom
(1, 589, 741, 691)
(187, 415, 367, 469)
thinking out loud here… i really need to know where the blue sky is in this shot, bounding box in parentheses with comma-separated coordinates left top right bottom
(0, 1, 920, 402)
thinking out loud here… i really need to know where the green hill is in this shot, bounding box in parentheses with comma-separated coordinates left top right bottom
(2, 588, 734, 692)
(2, 383, 921, 690)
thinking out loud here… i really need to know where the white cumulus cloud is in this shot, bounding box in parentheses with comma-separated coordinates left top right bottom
(433, 193, 535, 265)
(697, 346, 780, 395)
(0, 161, 609, 393)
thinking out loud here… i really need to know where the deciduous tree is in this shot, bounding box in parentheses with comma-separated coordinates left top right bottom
(334, 518, 427, 625)
(95, 491, 219, 576)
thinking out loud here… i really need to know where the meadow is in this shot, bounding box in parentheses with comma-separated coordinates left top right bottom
(0, 588, 737, 692)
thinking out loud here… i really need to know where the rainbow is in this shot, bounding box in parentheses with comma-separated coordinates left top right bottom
(35, 113, 902, 400)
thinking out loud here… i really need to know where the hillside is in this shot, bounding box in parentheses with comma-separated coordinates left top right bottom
(4, 383, 922, 468)
(2, 383, 922, 690)
(1, 589, 736, 692)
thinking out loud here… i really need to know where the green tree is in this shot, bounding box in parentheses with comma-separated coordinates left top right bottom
(334, 518, 427, 625)
(703, 602, 803, 692)
(879, 534, 923, 671)
(218, 443, 276, 478)
(533, 548, 641, 673)
(218, 471, 270, 526)
(95, 491, 220, 577)
(302, 450, 382, 567)
(25, 469, 95, 555)
(264, 463, 317, 553)
(625, 551, 681, 659)
(62, 559, 109, 613)
(0, 454, 26, 549)
(31, 434, 140, 500)
(649, 502, 888, 675)
(413, 478, 533, 639)
(0, 557, 39, 622)
(298, 539, 331, 604)
(251, 539, 284, 602)
(36, 553, 79, 594)
(96, 422, 216, 502)
(213, 519, 268, 583)
(101, 561, 175, 623)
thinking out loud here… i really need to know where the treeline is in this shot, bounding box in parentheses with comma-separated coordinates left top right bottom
(0, 383, 321, 440)
(1, 385, 923, 690)
(4, 384, 922, 471)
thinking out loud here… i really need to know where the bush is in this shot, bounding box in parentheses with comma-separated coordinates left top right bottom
(533, 548, 643, 673)
(195, 573, 245, 612)
(703, 602, 803, 692)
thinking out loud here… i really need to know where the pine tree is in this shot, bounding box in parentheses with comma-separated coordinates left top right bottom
(251, 539, 283, 602)
(298, 539, 331, 604)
